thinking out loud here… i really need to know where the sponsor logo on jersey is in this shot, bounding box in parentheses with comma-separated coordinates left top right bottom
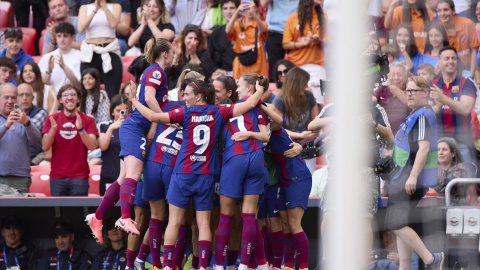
(191, 115, 214, 122)
(238, 32, 245, 39)
(190, 155, 206, 161)
(161, 145, 179, 155)
(149, 78, 161, 85)
(59, 122, 77, 139)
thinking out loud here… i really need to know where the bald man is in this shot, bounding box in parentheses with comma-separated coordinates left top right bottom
(17, 83, 48, 163)
(0, 83, 42, 192)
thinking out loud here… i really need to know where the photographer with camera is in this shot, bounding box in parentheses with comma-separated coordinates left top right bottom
(0, 83, 42, 193)
(384, 76, 444, 270)
(308, 94, 394, 263)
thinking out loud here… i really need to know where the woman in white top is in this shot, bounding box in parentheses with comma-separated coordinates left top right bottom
(78, 0, 123, 99)
(20, 61, 56, 112)
(80, 68, 111, 124)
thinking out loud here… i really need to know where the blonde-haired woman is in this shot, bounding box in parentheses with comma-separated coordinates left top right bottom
(86, 38, 176, 244)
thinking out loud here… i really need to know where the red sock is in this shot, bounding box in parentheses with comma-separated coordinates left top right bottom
(95, 180, 120, 220)
(293, 231, 309, 269)
(119, 178, 138, 218)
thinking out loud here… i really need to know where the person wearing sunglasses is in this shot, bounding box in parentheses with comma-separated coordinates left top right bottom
(0, 28, 34, 85)
(271, 59, 295, 100)
(41, 84, 99, 196)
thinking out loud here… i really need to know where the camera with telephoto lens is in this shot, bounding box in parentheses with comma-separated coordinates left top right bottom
(301, 130, 329, 159)
(374, 155, 399, 180)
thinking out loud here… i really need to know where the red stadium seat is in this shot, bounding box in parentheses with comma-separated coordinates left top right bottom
(29, 166, 51, 196)
(0, 2, 12, 28)
(122, 55, 137, 83)
(0, 27, 37, 56)
(38, 28, 47, 55)
(88, 165, 101, 196)
(32, 55, 41, 63)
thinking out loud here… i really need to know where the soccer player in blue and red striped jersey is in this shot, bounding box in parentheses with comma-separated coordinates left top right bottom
(85, 38, 176, 244)
(143, 99, 184, 270)
(129, 79, 265, 270)
(266, 126, 312, 270)
(115, 38, 175, 236)
(214, 74, 270, 270)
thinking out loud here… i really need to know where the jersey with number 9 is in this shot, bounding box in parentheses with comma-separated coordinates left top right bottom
(168, 104, 235, 174)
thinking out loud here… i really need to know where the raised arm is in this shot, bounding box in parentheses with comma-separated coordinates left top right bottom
(98, 119, 123, 150)
(226, 4, 244, 35)
(78, 4, 99, 34)
(129, 82, 171, 123)
(232, 81, 265, 116)
(42, 116, 57, 151)
(308, 116, 333, 131)
(76, 113, 98, 151)
(103, 3, 122, 29)
(260, 103, 283, 131)
(231, 124, 269, 143)
(430, 83, 475, 116)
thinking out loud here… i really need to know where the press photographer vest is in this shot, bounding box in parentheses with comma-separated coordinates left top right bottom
(392, 106, 438, 186)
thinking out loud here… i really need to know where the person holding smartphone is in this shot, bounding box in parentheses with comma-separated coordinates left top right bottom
(0, 83, 42, 193)
(97, 94, 128, 195)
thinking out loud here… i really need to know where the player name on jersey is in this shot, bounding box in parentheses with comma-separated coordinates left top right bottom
(191, 115, 214, 123)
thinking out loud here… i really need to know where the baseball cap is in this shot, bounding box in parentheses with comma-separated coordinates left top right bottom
(53, 221, 74, 236)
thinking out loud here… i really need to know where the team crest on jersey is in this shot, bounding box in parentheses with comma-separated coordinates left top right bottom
(59, 122, 77, 140)
(452, 85, 459, 93)
(238, 32, 246, 39)
(163, 95, 168, 102)
(152, 70, 162, 79)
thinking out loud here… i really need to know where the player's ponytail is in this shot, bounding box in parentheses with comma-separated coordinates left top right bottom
(143, 38, 172, 64)
(241, 73, 269, 93)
